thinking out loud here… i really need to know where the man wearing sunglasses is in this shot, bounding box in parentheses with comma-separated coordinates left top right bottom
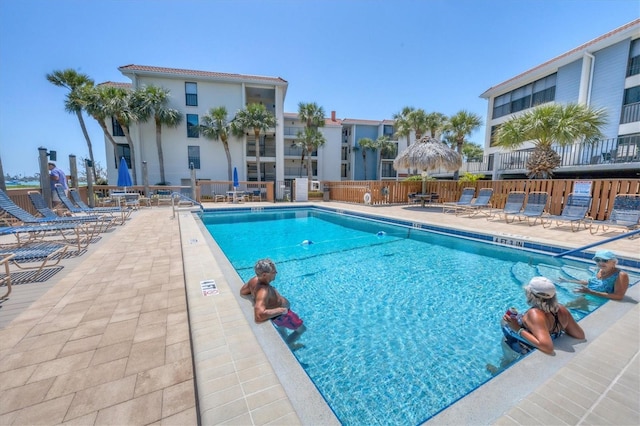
(561, 250, 630, 301)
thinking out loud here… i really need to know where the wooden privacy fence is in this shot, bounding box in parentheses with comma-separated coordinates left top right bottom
(322, 179, 640, 221)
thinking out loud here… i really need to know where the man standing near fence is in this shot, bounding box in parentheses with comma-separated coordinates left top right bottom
(48, 162, 68, 207)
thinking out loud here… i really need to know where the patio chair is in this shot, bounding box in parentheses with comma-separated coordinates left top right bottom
(0, 241, 68, 284)
(588, 194, 640, 236)
(541, 193, 592, 232)
(514, 191, 549, 226)
(1, 253, 13, 300)
(454, 188, 494, 216)
(57, 186, 130, 225)
(488, 191, 526, 223)
(442, 188, 476, 214)
(26, 191, 116, 232)
(69, 189, 132, 222)
(0, 221, 97, 253)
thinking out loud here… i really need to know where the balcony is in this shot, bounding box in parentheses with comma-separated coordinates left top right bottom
(621, 102, 640, 124)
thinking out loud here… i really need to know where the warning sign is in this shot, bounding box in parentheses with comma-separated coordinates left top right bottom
(200, 279, 219, 296)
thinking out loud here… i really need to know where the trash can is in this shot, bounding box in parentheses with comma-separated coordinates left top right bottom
(323, 185, 330, 201)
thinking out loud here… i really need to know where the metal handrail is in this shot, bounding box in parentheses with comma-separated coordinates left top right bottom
(171, 192, 203, 218)
(553, 228, 640, 258)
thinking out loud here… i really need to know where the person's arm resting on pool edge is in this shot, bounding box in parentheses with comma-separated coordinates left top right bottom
(253, 286, 288, 322)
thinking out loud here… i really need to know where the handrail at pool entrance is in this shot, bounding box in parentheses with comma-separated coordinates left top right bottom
(171, 192, 203, 218)
(553, 228, 640, 258)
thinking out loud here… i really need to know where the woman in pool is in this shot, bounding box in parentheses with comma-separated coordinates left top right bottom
(488, 277, 585, 373)
(560, 250, 629, 302)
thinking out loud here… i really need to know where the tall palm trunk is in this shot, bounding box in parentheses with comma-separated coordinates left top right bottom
(75, 110, 98, 182)
(154, 119, 165, 184)
(222, 139, 233, 191)
(306, 147, 313, 185)
(253, 129, 262, 183)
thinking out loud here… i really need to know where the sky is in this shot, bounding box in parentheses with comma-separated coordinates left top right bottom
(0, 0, 638, 178)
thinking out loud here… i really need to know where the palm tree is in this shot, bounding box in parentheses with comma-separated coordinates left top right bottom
(296, 127, 326, 186)
(100, 86, 140, 184)
(392, 107, 429, 142)
(232, 103, 276, 183)
(78, 85, 120, 151)
(373, 136, 396, 181)
(357, 137, 376, 180)
(444, 110, 483, 180)
(425, 112, 448, 139)
(496, 103, 607, 178)
(46, 69, 98, 181)
(200, 106, 235, 188)
(297, 102, 326, 190)
(133, 85, 182, 184)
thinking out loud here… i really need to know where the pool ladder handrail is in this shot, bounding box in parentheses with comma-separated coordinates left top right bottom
(170, 192, 203, 218)
(553, 228, 640, 258)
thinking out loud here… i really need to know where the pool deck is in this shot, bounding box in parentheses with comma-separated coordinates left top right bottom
(0, 201, 638, 425)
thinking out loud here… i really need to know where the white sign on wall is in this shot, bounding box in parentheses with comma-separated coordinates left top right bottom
(573, 181, 592, 196)
(295, 178, 308, 202)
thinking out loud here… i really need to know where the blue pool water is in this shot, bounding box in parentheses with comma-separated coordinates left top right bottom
(201, 208, 627, 425)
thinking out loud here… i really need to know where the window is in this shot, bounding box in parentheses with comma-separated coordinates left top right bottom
(187, 146, 200, 169)
(112, 116, 125, 137)
(115, 145, 131, 168)
(623, 86, 640, 104)
(187, 114, 199, 138)
(383, 124, 395, 138)
(628, 39, 640, 77)
(492, 73, 556, 119)
(185, 82, 198, 106)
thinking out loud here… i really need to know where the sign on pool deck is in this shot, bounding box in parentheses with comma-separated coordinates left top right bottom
(200, 279, 219, 296)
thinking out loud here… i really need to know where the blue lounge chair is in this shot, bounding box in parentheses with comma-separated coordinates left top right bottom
(588, 194, 640, 236)
(60, 187, 131, 224)
(0, 189, 111, 231)
(542, 194, 592, 231)
(455, 188, 494, 216)
(442, 188, 476, 214)
(26, 191, 116, 231)
(489, 191, 526, 223)
(515, 192, 549, 226)
(0, 221, 97, 253)
(0, 242, 68, 284)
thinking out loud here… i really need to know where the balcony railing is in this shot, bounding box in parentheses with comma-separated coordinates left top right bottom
(621, 102, 640, 124)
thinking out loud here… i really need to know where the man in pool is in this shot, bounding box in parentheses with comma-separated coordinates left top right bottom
(240, 258, 306, 347)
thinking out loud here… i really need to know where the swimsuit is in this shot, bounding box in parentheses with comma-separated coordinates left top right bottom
(502, 310, 563, 355)
(273, 310, 304, 330)
(587, 270, 619, 294)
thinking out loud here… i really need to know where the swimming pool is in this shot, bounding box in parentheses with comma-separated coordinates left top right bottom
(200, 207, 635, 425)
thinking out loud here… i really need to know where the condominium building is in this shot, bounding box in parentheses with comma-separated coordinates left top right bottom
(478, 18, 640, 179)
(104, 65, 406, 191)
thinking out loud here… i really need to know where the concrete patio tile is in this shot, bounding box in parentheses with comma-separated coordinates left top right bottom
(69, 317, 110, 340)
(589, 395, 640, 424)
(28, 350, 94, 383)
(0, 343, 64, 373)
(64, 372, 137, 420)
(201, 398, 249, 425)
(241, 373, 282, 396)
(157, 407, 198, 425)
(133, 321, 167, 343)
(527, 391, 579, 424)
(161, 379, 196, 418)
(251, 397, 298, 425)
(125, 336, 166, 376)
(59, 411, 97, 425)
(11, 328, 73, 353)
(98, 318, 137, 347)
(264, 411, 301, 426)
(0, 364, 37, 391)
(200, 383, 245, 412)
(246, 385, 289, 411)
(9, 394, 74, 425)
(133, 357, 193, 397)
(94, 389, 163, 425)
(46, 358, 128, 399)
(0, 377, 56, 415)
(90, 340, 132, 366)
(165, 340, 192, 364)
(607, 385, 640, 412)
(58, 334, 102, 358)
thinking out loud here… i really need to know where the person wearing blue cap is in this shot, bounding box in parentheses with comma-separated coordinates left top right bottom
(560, 250, 629, 301)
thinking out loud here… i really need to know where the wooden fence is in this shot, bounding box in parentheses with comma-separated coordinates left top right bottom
(5, 179, 639, 221)
(322, 179, 640, 221)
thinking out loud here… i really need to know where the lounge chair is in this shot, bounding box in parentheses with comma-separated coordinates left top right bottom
(65, 187, 131, 224)
(0, 221, 97, 253)
(1, 253, 12, 300)
(588, 194, 640, 236)
(27, 191, 114, 229)
(542, 193, 592, 231)
(0, 242, 68, 284)
(488, 191, 526, 223)
(454, 188, 494, 216)
(442, 188, 476, 214)
(0, 189, 112, 232)
(515, 191, 549, 226)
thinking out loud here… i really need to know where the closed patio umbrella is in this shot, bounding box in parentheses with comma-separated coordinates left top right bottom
(233, 167, 239, 190)
(393, 136, 462, 193)
(117, 157, 132, 191)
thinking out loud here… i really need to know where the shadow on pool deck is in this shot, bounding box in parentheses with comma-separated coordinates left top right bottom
(0, 202, 638, 425)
